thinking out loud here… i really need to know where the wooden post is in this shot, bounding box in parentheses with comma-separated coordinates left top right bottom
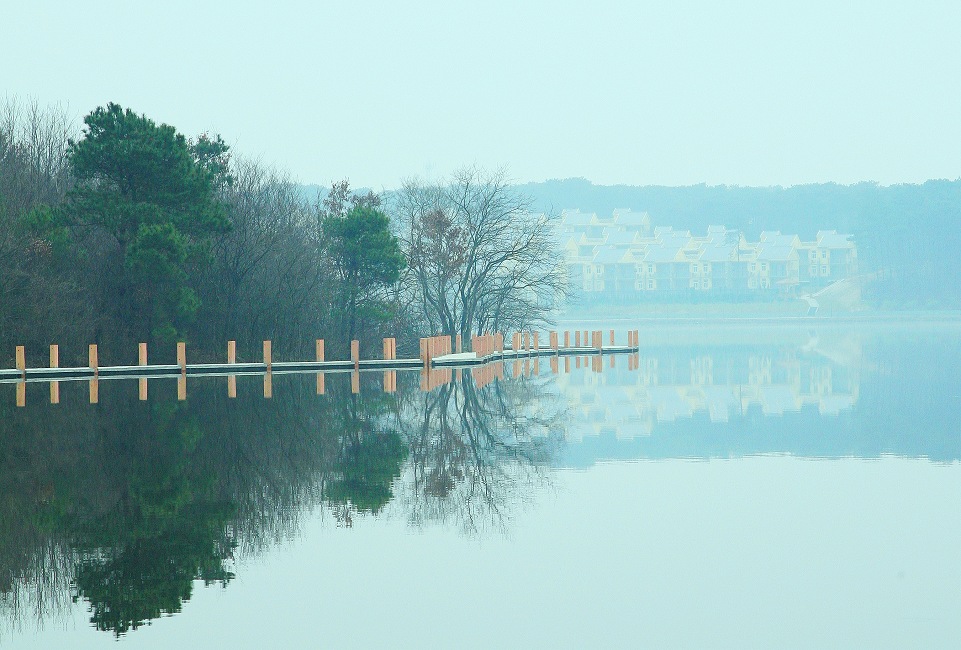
(550, 331, 558, 350)
(575, 331, 581, 347)
(316, 339, 325, 395)
(50, 344, 60, 404)
(15, 346, 25, 378)
(263, 339, 273, 399)
(420, 338, 427, 365)
(564, 331, 570, 348)
(16, 346, 25, 407)
(88, 344, 98, 375)
(228, 340, 237, 399)
(88, 344, 99, 403)
(533, 332, 539, 352)
(456, 334, 462, 354)
(565, 356, 570, 373)
(550, 357, 558, 374)
(138, 343, 147, 401)
(176, 342, 186, 401)
(351, 340, 359, 370)
(384, 338, 392, 360)
(522, 332, 530, 353)
(351, 370, 360, 394)
(610, 329, 615, 346)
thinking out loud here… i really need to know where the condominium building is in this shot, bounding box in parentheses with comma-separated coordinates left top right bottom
(559, 209, 857, 302)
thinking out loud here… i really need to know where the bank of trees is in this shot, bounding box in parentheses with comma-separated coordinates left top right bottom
(1, 100, 566, 364)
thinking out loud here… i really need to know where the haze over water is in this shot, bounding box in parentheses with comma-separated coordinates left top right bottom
(2, 323, 959, 648)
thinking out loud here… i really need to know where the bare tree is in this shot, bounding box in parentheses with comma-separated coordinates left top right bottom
(394, 167, 568, 340)
(197, 158, 330, 358)
(0, 98, 90, 360)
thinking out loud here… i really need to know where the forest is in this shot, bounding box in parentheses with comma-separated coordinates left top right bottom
(0, 99, 564, 367)
(3, 98, 957, 371)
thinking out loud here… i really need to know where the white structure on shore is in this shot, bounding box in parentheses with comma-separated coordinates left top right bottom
(558, 209, 858, 302)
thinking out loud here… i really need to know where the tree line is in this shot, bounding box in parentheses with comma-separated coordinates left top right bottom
(1, 99, 565, 366)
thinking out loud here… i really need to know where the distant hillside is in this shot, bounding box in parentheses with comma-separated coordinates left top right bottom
(296, 178, 961, 308)
(516, 178, 961, 309)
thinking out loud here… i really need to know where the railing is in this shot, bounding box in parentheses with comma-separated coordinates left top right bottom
(4, 329, 641, 404)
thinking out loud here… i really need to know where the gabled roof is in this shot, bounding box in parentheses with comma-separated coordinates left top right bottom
(560, 209, 597, 228)
(700, 242, 738, 262)
(605, 229, 638, 246)
(593, 247, 631, 265)
(756, 244, 797, 262)
(642, 243, 685, 263)
(817, 230, 855, 248)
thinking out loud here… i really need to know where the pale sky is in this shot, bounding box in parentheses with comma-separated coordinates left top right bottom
(2, 1, 959, 190)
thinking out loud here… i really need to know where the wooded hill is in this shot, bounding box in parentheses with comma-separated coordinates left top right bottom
(518, 178, 961, 308)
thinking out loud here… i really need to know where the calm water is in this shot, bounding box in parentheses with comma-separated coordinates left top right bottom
(2, 324, 960, 648)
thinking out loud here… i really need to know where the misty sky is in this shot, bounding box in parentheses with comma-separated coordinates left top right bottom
(2, 1, 959, 190)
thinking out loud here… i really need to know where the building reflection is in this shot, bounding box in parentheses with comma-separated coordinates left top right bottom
(555, 334, 860, 440)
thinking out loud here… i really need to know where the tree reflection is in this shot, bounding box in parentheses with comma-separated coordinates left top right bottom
(396, 366, 563, 532)
(0, 367, 561, 636)
(324, 392, 408, 520)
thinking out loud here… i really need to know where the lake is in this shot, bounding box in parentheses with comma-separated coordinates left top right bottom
(2, 322, 960, 648)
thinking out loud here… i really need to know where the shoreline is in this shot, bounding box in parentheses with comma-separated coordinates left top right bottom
(555, 311, 961, 328)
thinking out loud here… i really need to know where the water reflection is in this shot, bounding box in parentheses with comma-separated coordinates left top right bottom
(0, 368, 561, 636)
(1, 325, 959, 638)
(554, 326, 961, 465)
(395, 365, 561, 531)
(559, 330, 861, 439)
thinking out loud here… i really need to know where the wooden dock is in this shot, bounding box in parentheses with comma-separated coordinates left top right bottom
(3, 329, 640, 404)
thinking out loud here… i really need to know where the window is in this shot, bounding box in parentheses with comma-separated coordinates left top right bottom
(749, 279, 757, 289)
(692, 280, 700, 290)
(821, 265, 829, 275)
(761, 278, 770, 289)
(648, 263, 655, 274)
(703, 263, 711, 273)
(761, 262, 768, 271)
(691, 263, 699, 273)
(749, 263, 757, 272)
(647, 279, 655, 289)
(703, 279, 712, 290)
(810, 265, 817, 276)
